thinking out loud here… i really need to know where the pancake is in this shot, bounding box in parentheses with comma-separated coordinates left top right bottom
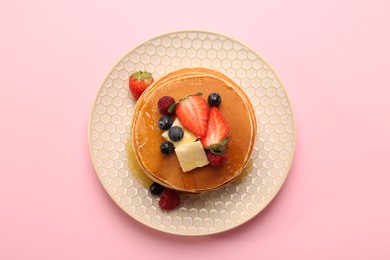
(132, 70, 257, 176)
(131, 68, 257, 193)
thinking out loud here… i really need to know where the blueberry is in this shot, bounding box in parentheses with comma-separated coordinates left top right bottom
(158, 115, 173, 130)
(160, 141, 174, 154)
(208, 93, 221, 106)
(168, 126, 184, 141)
(149, 182, 164, 196)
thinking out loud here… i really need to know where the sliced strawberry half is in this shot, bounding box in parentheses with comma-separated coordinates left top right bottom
(201, 106, 229, 148)
(175, 94, 209, 138)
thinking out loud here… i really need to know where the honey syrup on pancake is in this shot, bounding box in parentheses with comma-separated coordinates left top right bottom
(131, 68, 257, 193)
(126, 138, 153, 188)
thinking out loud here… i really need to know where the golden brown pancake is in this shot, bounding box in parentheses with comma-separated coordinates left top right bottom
(131, 68, 257, 193)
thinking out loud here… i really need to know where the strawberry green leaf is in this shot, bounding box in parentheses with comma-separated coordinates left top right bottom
(179, 92, 203, 102)
(131, 71, 152, 80)
(204, 137, 229, 154)
(168, 103, 177, 114)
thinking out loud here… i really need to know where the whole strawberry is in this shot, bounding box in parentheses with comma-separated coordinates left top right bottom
(129, 71, 154, 100)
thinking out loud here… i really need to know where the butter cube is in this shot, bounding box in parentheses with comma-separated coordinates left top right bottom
(175, 141, 209, 172)
(162, 118, 197, 147)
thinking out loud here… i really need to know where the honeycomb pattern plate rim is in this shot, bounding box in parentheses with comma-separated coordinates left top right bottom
(88, 30, 296, 236)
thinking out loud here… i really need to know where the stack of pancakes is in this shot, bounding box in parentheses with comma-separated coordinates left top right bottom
(131, 68, 257, 193)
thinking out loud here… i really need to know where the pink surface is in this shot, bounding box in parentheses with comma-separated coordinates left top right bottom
(1, 0, 390, 259)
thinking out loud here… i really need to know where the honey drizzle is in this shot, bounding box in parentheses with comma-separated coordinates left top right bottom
(126, 137, 253, 189)
(126, 139, 153, 188)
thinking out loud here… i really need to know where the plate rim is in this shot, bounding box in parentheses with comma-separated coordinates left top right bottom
(88, 29, 296, 236)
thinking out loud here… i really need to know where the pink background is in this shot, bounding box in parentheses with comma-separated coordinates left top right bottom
(1, 0, 390, 259)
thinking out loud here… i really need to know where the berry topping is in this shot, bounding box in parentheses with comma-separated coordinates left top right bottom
(158, 115, 173, 130)
(208, 93, 221, 106)
(149, 182, 164, 196)
(175, 93, 209, 138)
(168, 126, 184, 141)
(201, 107, 229, 147)
(205, 137, 229, 154)
(206, 151, 227, 167)
(157, 96, 176, 115)
(129, 71, 154, 100)
(160, 141, 175, 154)
(159, 189, 180, 211)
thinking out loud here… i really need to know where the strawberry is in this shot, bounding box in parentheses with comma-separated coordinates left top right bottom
(201, 106, 229, 148)
(175, 93, 209, 138)
(129, 71, 154, 100)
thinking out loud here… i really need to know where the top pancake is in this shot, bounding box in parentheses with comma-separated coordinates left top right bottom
(131, 68, 257, 193)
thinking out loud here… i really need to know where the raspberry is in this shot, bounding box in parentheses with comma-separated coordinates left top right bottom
(158, 96, 176, 115)
(159, 189, 180, 210)
(206, 151, 227, 167)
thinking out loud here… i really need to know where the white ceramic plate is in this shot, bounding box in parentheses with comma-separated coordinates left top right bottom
(88, 31, 295, 236)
